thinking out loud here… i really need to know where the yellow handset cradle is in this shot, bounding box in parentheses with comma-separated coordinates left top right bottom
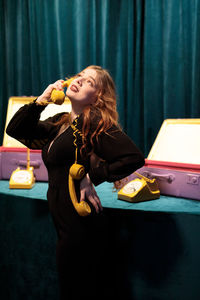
(9, 148, 35, 189)
(118, 172, 160, 203)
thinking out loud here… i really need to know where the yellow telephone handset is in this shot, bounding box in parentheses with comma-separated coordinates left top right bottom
(50, 77, 74, 104)
(40, 77, 75, 105)
(69, 163, 91, 216)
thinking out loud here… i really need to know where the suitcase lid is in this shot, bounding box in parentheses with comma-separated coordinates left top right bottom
(3, 96, 71, 148)
(147, 119, 200, 166)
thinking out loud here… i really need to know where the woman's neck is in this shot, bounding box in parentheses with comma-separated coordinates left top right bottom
(70, 105, 83, 122)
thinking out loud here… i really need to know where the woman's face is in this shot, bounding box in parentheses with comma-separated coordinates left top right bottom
(66, 68, 99, 107)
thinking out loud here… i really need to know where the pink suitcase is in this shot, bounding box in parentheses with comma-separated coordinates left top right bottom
(133, 119, 200, 201)
(0, 96, 71, 182)
(0, 147, 48, 181)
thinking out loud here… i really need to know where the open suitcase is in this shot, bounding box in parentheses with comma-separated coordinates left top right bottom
(134, 119, 200, 201)
(0, 96, 71, 182)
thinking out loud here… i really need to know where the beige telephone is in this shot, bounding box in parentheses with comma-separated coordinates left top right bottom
(9, 148, 35, 189)
(68, 118, 91, 217)
(118, 172, 160, 203)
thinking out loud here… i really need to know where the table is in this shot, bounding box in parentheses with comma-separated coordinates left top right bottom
(0, 180, 200, 299)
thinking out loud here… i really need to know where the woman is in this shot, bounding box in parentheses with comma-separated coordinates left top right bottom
(6, 65, 144, 299)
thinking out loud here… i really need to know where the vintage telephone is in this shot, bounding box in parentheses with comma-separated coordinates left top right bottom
(9, 148, 35, 189)
(118, 172, 160, 203)
(68, 118, 91, 216)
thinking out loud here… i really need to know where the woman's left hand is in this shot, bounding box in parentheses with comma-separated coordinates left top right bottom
(80, 174, 103, 213)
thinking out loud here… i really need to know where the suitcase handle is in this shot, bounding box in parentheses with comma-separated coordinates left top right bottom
(18, 160, 41, 169)
(142, 171, 175, 183)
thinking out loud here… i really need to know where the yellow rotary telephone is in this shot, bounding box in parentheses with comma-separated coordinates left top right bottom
(9, 148, 35, 189)
(118, 172, 160, 203)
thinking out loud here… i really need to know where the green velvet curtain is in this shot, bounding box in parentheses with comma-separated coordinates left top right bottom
(0, 0, 200, 156)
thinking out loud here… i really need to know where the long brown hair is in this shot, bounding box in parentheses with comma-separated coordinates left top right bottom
(82, 65, 119, 152)
(57, 65, 119, 153)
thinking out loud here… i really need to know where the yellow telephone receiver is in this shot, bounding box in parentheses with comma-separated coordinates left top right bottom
(40, 77, 75, 105)
(50, 77, 74, 104)
(69, 163, 91, 216)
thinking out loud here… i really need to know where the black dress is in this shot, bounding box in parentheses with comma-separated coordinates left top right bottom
(6, 101, 145, 299)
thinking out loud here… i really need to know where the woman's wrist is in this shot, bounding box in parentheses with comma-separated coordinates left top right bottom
(86, 173, 90, 180)
(85, 173, 92, 184)
(35, 96, 48, 106)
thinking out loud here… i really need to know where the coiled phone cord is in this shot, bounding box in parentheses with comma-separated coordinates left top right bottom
(70, 117, 83, 164)
(68, 115, 91, 216)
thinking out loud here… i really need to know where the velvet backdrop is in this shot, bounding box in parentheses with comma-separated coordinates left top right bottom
(0, 0, 200, 155)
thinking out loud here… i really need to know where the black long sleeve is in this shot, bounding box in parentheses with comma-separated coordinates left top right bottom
(6, 101, 64, 149)
(88, 125, 145, 186)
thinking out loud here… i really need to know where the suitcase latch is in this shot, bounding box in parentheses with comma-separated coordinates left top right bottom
(187, 174, 199, 185)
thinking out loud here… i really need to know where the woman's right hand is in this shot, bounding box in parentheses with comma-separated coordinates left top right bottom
(36, 79, 64, 105)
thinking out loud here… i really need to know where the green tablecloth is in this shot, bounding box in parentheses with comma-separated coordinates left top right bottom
(1, 180, 200, 214)
(0, 180, 200, 300)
